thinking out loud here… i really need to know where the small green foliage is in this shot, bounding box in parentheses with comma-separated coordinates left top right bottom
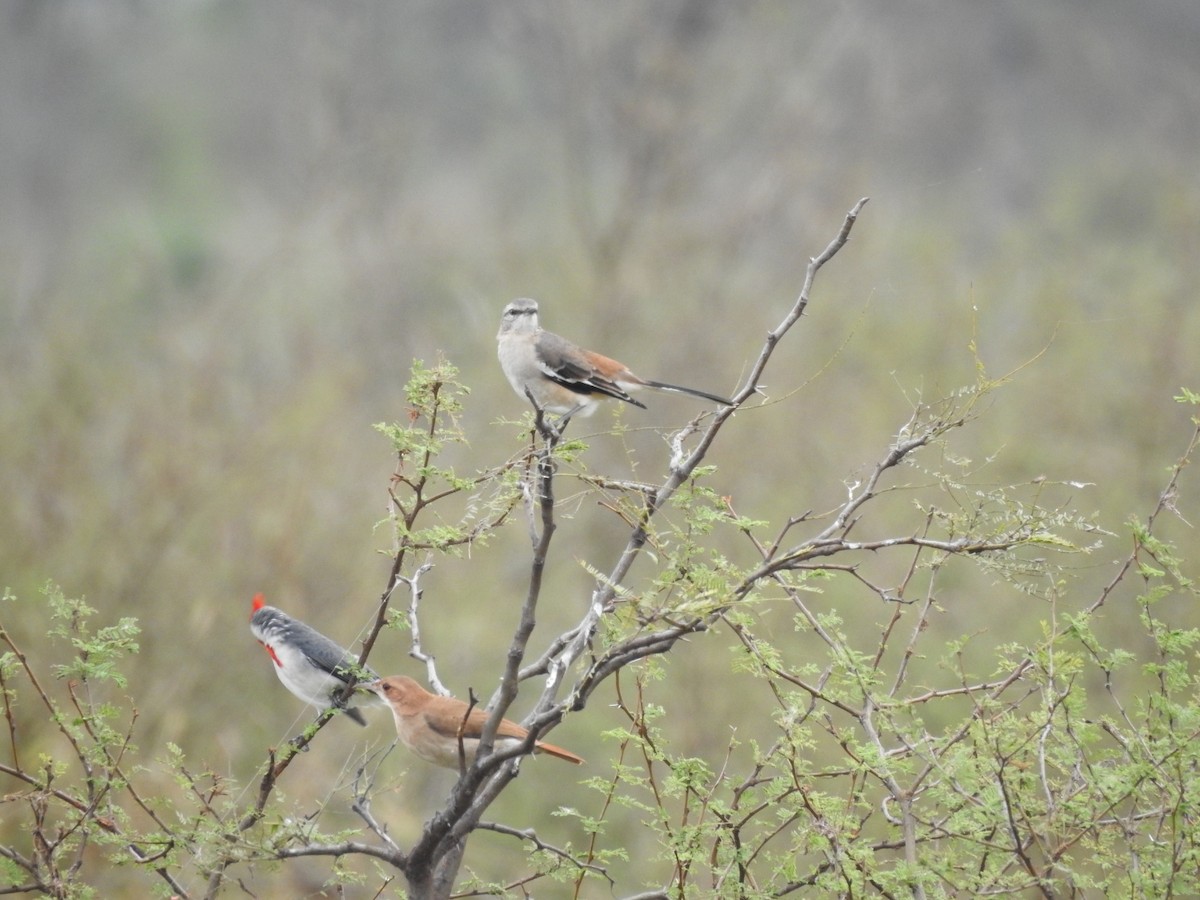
(572, 403, 1200, 897)
(0, 584, 155, 895)
(550, 433, 590, 464)
(1175, 386, 1200, 407)
(374, 357, 469, 469)
(42, 582, 140, 689)
(374, 356, 520, 557)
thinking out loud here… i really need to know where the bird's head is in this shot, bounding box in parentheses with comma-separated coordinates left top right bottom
(248, 596, 289, 642)
(498, 297, 540, 336)
(366, 676, 426, 714)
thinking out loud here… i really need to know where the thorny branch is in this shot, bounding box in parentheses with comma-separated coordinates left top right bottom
(697, 421, 1200, 894)
(0, 623, 191, 898)
(382, 202, 872, 894)
(351, 749, 403, 855)
(475, 821, 613, 886)
(538, 198, 873, 713)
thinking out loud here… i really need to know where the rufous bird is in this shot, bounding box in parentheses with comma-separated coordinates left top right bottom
(367, 675, 584, 768)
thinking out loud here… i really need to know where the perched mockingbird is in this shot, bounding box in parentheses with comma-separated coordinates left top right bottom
(496, 297, 730, 420)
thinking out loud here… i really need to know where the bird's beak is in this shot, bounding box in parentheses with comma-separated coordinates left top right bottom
(361, 679, 382, 693)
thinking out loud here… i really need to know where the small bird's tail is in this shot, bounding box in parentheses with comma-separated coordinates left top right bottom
(534, 739, 585, 765)
(643, 380, 731, 406)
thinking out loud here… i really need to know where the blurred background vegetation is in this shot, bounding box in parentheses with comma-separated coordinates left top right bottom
(2, 1, 1198, 894)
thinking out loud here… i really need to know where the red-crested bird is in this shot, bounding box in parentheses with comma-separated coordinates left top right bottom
(249, 594, 379, 725)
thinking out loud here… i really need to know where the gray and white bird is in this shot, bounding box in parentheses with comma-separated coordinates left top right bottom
(496, 297, 731, 419)
(249, 594, 379, 726)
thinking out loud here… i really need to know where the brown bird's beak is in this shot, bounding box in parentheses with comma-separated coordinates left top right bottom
(361, 679, 383, 693)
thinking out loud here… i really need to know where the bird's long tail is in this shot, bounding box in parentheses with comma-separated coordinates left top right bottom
(643, 380, 731, 406)
(534, 739, 585, 765)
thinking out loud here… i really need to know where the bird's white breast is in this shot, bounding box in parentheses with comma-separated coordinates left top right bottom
(264, 639, 344, 708)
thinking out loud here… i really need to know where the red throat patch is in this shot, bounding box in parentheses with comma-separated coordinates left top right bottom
(258, 641, 283, 668)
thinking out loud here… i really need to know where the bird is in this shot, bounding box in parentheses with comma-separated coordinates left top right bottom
(496, 297, 731, 419)
(366, 675, 584, 768)
(249, 594, 379, 726)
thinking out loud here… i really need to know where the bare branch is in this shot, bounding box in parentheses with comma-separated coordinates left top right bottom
(399, 560, 449, 695)
(475, 821, 612, 886)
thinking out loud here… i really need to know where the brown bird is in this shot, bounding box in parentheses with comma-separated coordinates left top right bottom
(366, 676, 584, 768)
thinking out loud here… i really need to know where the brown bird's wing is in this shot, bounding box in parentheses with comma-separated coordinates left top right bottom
(420, 702, 490, 740)
(534, 332, 647, 408)
(426, 702, 585, 765)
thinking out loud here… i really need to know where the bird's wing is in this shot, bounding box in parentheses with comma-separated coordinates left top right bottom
(534, 332, 644, 406)
(421, 704, 480, 741)
(422, 704, 582, 763)
(282, 621, 377, 682)
(423, 704, 530, 742)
